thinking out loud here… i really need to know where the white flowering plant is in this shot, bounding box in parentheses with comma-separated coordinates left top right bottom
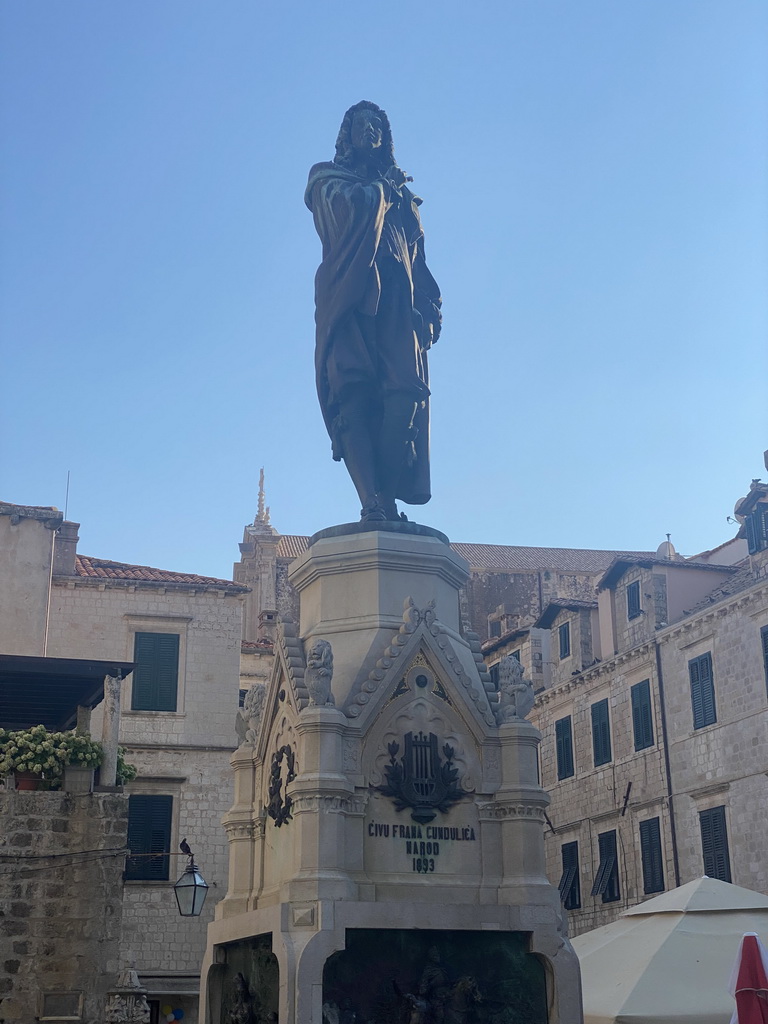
(0, 725, 103, 782)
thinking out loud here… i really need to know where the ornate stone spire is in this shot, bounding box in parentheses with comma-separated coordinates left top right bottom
(256, 468, 267, 524)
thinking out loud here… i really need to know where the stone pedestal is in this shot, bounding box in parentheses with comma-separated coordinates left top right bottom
(105, 969, 150, 1023)
(202, 523, 582, 1024)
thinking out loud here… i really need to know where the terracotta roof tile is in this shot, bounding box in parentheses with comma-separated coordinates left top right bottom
(451, 543, 654, 572)
(275, 534, 655, 573)
(598, 555, 738, 591)
(535, 598, 598, 629)
(241, 639, 274, 652)
(73, 555, 248, 590)
(686, 561, 757, 614)
(276, 535, 310, 560)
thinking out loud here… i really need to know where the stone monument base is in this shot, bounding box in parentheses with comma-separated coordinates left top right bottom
(201, 523, 582, 1023)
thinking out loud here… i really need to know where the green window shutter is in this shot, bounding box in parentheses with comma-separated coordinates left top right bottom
(699, 806, 731, 882)
(125, 794, 172, 881)
(639, 817, 664, 894)
(559, 622, 571, 659)
(627, 581, 641, 620)
(591, 699, 612, 766)
(559, 841, 580, 910)
(591, 830, 620, 902)
(746, 507, 768, 553)
(690, 653, 715, 729)
(132, 632, 179, 712)
(555, 716, 574, 780)
(746, 513, 758, 554)
(631, 680, 654, 750)
(762, 627, 768, 695)
(698, 653, 716, 726)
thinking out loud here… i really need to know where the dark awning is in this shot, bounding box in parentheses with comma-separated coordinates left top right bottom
(0, 654, 135, 731)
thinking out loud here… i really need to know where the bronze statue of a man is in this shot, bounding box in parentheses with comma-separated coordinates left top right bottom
(305, 101, 442, 523)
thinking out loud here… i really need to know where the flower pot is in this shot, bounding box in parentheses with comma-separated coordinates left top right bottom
(14, 771, 42, 791)
(63, 765, 94, 794)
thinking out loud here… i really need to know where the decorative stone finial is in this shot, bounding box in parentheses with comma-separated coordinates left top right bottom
(256, 468, 267, 524)
(236, 684, 267, 745)
(495, 656, 535, 724)
(105, 969, 150, 1023)
(305, 638, 335, 707)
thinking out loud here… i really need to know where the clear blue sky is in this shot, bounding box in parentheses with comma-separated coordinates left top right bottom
(2, 1, 766, 579)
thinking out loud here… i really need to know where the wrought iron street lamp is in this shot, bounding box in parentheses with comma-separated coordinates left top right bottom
(172, 841, 209, 917)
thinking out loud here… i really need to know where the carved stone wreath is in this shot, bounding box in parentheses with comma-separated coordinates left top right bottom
(267, 744, 297, 827)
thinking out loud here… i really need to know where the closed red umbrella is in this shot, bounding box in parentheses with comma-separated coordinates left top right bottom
(729, 933, 768, 1024)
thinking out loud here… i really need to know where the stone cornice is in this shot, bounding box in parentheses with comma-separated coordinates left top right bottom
(52, 575, 244, 597)
(477, 800, 546, 821)
(535, 643, 655, 706)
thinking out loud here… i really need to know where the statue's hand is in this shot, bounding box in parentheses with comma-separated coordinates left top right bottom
(384, 165, 409, 189)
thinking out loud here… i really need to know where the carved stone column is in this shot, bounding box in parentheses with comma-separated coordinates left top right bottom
(100, 672, 122, 786)
(104, 969, 150, 1024)
(494, 718, 550, 892)
(287, 706, 358, 903)
(219, 747, 262, 917)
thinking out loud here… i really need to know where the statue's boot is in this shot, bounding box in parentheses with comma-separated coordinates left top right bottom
(376, 393, 418, 520)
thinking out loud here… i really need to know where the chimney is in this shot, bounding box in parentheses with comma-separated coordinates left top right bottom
(53, 521, 80, 575)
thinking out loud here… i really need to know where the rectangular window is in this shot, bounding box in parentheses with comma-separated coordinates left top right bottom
(762, 626, 768, 695)
(511, 649, 521, 662)
(631, 679, 654, 750)
(558, 841, 581, 910)
(555, 716, 574, 780)
(125, 794, 173, 881)
(639, 817, 665, 894)
(591, 830, 620, 902)
(131, 632, 180, 712)
(591, 699, 612, 767)
(559, 621, 571, 659)
(699, 806, 732, 882)
(489, 620, 502, 638)
(689, 652, 716, 729)
(627, 580, 642, 620)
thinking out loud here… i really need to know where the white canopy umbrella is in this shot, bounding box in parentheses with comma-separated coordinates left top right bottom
(572, 877, 768, 1024)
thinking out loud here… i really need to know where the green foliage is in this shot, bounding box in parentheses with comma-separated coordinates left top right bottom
(116, 746, 138, 785)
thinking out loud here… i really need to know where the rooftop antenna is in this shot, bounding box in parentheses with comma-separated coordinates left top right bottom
(64, 470, 71, 520)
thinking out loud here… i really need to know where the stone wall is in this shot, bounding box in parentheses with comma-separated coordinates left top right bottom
(611, 567, 659, 655)
(659, 578, 768, 892)
(533, 643, 672, 936)
(0, 790, 128, 1022)
(548, 607, 597, 688)
(0, 505, 61, 657)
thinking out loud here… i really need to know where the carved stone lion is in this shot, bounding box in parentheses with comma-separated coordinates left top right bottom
(495, 655, 535, 724)
(305, 638, 335, 707)
(236, 684, 266, 745)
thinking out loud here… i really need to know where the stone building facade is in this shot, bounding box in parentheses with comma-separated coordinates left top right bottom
(528, 464, 768, 936)
(1, 501, 248, 1023)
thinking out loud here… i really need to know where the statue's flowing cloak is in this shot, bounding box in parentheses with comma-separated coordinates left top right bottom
(305, 161, 441, 505)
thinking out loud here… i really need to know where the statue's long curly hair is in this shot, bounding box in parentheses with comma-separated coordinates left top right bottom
(334, 100, 396, 173)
